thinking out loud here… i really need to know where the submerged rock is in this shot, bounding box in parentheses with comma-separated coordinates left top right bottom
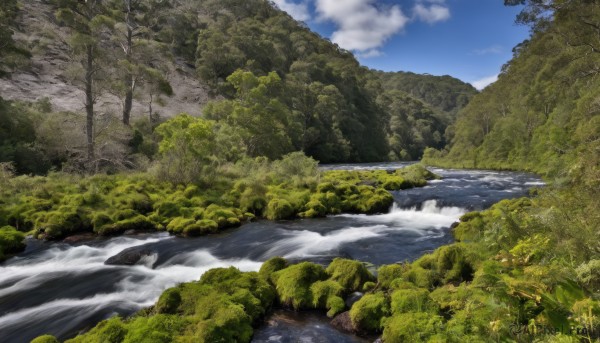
(345, 292, 364, 308)
(105, 247, 156, 266)
(331, 311, 355, 333)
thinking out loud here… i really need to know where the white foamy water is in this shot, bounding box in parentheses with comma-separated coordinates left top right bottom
(0, 236, 263, 332)
(338, 200, 466, 230)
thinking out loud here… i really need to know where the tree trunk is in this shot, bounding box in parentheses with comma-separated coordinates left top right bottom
(85, 44, 95, 163)
(122, 3, 134, 125)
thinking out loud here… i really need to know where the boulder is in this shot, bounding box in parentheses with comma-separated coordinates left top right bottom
(330, 311, 355, 333)
(105, 247, 155, 266)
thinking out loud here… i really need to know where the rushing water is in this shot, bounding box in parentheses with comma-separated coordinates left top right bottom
(0, 164, 543, 342)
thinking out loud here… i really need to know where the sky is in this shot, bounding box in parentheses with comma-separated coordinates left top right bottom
(271, 0, 531, 90)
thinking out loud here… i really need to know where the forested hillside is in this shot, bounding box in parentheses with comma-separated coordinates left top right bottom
(0, 0, 475, 173)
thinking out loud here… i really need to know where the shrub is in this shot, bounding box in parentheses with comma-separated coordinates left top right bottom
(326, 258, 374, 291)
(272, 262, 327, 310)
(265, 198, 295, 220)
(349, 292, 390, 332)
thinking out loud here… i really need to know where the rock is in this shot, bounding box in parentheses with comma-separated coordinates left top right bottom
(450, 221, 460, 229)
(63, 233, 96, 243)
(330, 311, 355, 333)
(105, 247, 155, 266)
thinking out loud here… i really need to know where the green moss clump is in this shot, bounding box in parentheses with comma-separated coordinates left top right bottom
(259, 256, 288, 280)
(124, 314, 186, 343)
(362, 281, 376, 292)
(382, 312, 443, 343)
(30, 335, 60, 343)
(310, 280, 344, 316)
(326, 258, 374, 291)
(265, 198, 295, 220)
(96, 215, 157, 236)
(377, 264, 406, 288)
(272, 262, 327, 310)
(65, 317, 127, 343)
(349, 292, 390, 332)
(155, 288, 182, 314)
(390, 288, 437, 314)
(0, 225, 25, 261)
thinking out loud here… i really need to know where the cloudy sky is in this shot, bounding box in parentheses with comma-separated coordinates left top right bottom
(271, 0, 529, 90)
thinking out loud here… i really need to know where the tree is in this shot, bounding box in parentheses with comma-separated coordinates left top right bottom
(154, 114, 216, 184)
(54, 0, 112, 166)
(108, 0, 172, 125)
(204, 70, 294, 159)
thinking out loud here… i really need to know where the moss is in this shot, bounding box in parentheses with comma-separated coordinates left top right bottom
(155, 288, 182, 314)
(35, 207, 88, 239)
(382, 312, 443, 343)
(204, 204, 243, 228)
(377, 264, 406, 288)
(349, 292, 390, 332)
(259, 256, 288, 280)
(97, 215, 157, 236)
(272, 262, 327, 310)
(124, 314, 187, 343)
(326, 258, 374, 291)
(310, 280, 344, 309)
(65, 317, 127, 343)
(390, 288, 437, 314)
(0, 225, 25, 260)
(30, 335, 60, 343)
(326, 295, 346, 318)
(265, 198, 295, 220)
(363, 281, 376, 292)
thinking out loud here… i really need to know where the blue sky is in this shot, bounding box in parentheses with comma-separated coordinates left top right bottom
(272, 0, 531, 89)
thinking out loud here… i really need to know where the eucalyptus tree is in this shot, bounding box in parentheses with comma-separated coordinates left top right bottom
(54, 0, 113, 167)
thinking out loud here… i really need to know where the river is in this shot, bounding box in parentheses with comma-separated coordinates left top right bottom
(0, 163, 544, 342)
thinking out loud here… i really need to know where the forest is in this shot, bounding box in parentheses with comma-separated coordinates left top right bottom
(0, 0, 599, 342)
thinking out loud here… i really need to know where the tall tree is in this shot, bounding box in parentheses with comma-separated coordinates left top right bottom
(108, 0, 171, 125)
(54, 0, 112, 166)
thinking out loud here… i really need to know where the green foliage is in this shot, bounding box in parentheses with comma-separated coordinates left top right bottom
(265, 198, 295, 220)
(0, 225, 25, 261)
(30, 335, 60, 343)
(154, 114, 216, 185)
(382, 312, 444, 343)
(377, 264, 406, 289)
(390, 288, 437, 314)
(325, 258, 374, 291)
(272, 262, 327, 310)
(310, 280, 345, 317)
(259, 256, 288, 280)
(349, 292, 390, 332)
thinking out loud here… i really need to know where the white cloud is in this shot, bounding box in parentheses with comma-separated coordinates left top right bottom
(357, 49, 384, 59)
(314, 0, 409, 52)
(472, 45, 503, 55)
(272, 0, 311, 22)
(471, 74, 498, 90)
(413, 2, 451, 24)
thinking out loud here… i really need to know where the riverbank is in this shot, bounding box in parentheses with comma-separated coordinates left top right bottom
(0, 157, 437, 263)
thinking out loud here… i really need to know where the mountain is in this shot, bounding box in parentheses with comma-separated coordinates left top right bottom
(0, 0, 475, 173)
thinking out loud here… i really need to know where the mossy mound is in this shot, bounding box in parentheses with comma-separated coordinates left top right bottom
(325, 258, 374, 291)
(272, 262, 327, 310)
(349, 292, 390, 332)
(0, 225, 25, 262)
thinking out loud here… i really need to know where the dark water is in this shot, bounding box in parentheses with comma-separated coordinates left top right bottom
(0, 164, 543, 342)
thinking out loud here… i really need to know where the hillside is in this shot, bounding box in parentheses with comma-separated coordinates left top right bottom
(0, 0, 475, 173)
